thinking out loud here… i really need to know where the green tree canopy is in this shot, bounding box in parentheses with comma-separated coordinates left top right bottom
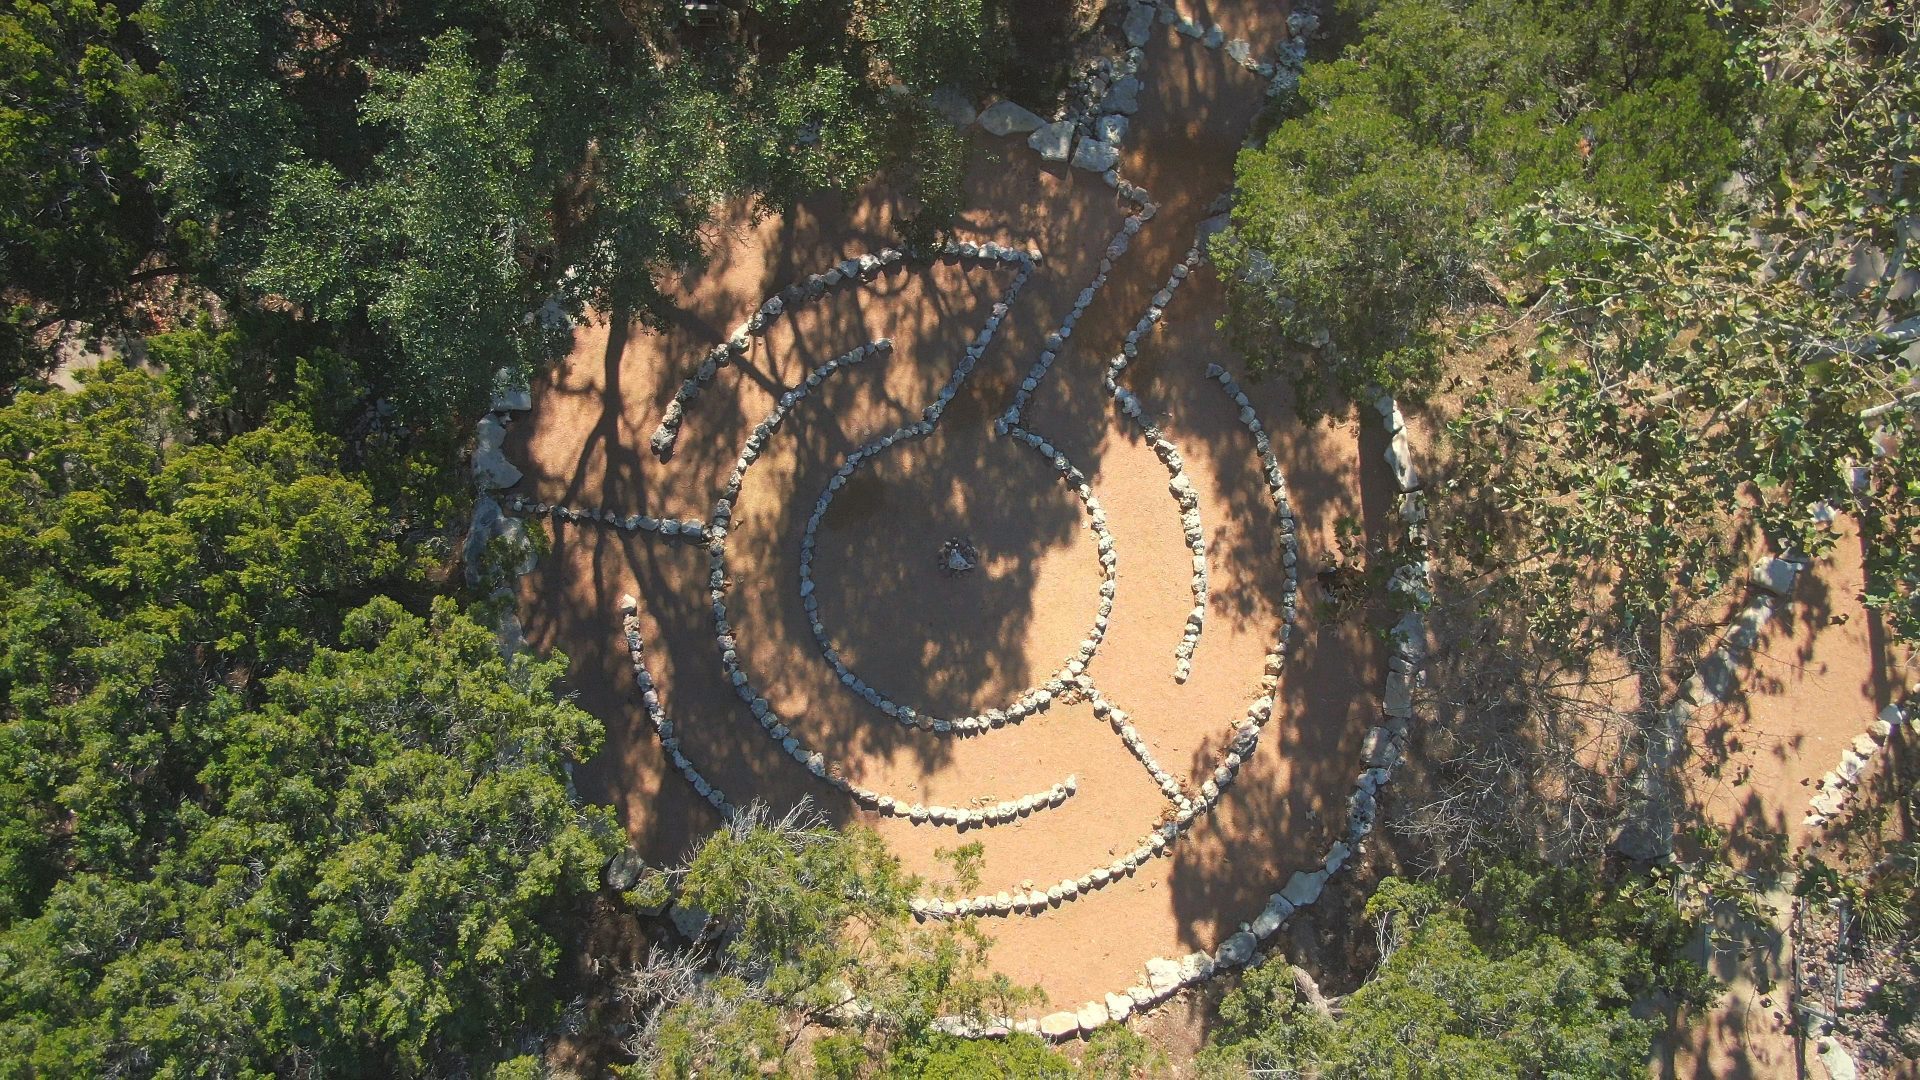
(1213, 0, 1747, 409)
(1, 0, 165, 389)
(137, 0, 996, 422)
(1200, 864, 1705, 1078)
(0, 594, 616, 1075)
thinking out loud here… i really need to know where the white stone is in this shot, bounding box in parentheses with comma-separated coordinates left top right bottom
(472, 446, 523, 489)
(978, 99, 1045, 136)
(1029, 120, 1076, 161)
(1280, 869, 1327, 907)
(1751, 557, 1800, 596)
(1215, 931, 1256, 968)
(669, 902, 712, 940)
(1145, 956, 1183, 994)
(1038, 1011, 1080, 1040)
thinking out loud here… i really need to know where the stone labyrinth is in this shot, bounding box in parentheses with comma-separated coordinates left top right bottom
(486, 1, 1433, 1041)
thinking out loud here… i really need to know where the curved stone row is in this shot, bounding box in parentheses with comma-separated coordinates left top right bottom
(649, 241, 1039, 460)
(695, 328, 1089, 828)
(795, 414, 1118, 735)
(1205, 362, 1303, 612)
(908, 692, 1275, 921)
(931, 368, 1428, 1040)
(1806, 698, 1911, 828)
(997, 194, 1156, 427)
(1091, 692, 1192, 807)
(621, 594, 1083, 830)
(785, 254, 1135, 736)
(1102, 245, 1212, 682)
(621, 596, 738, 819)
(915, 349, 1312, 924)
(1688, 556, 1916, 833)
(913, 256, 1316, 920)
(1153, 0, 1308, 88)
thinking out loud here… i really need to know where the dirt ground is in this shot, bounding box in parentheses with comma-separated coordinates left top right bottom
(504, 1, 1389, 1017)
(502, 2, 1913, 1071)
(1662, 519, 1917, 1080)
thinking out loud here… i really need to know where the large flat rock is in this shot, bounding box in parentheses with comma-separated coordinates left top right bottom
(1028, 120, 1075, 161)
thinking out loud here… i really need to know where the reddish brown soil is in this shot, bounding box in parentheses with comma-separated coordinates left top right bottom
(504, 3, 1392, 1013)
(1663, 519, 1916, 1080)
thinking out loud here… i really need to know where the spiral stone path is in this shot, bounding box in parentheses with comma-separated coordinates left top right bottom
(494, 0, 1422, 1032)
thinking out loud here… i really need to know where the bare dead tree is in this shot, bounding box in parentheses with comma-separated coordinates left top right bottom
(1395, 599, 1672, 868)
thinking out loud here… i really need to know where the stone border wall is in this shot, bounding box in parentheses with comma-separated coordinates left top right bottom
(459, 0, 1430, 1044)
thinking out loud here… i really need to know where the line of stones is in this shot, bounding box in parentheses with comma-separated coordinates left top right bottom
(1108, 245, 1213, 682)
(799, 118, 1166, 731)
(986, 393, 1424, 1044)
(618, 598, 1081, 828)
(694, 276, 1097, 828)
(1705, 554, 1916, 832)
(1805, 697, 1913, 829)
(1602, 513, 1912, 851)
(695, 247, 1113, 818)
(793, 274, 1122, 735)
(649, 241, 1038, 461)
(993, 143, 1211, 683)
(910, 360, 1307, 923)
(1026, 2, 1306, 178)
(1159, 2, 1313, 94)
(595, 243, 1094, 830)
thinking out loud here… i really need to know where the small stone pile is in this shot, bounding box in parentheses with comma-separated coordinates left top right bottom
(939, 537, 978, 575)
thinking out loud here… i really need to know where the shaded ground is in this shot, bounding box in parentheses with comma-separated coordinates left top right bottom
(503, 1, 1390, 1013)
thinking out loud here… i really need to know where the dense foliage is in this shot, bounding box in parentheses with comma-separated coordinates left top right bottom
(614, 806, 1032, 1078)
(140, 0, 1000, 422)
(1438, 0, 1919, 651)
(0, 0, 165, 390)
(1213, 0, 1747, 409)
(0, 364, 616, 1074)
(1200, 864, 1706, 1078)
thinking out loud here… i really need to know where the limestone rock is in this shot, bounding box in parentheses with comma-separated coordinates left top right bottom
(1280, 869, 1326, 907)
(669, 902, 713, 941)
(978, 99, 1045, 136)
(1386, 428, 1421, 491)
(1029, 120, 1076, 161)
(1075, 1000, 1110, 1031)
(462, 495, 503, 585)
(1072, 137, 1120, 172)
(1103, 75, 1142, 115)
(1817, 1037, 1859, 1080)
(1123, 2, 1155, 47)
(1751, 557, 1800, 596)
(1096, 113, 1130, 145)
(1145, 955, 1184, 995)
(475, 414, 507, 451)
(1038, 1010, 1080, 1040)
(1215, 931, 1256, 968)
(1384, 671, 1414, 717)
(604, 848, 646, 891)
(490, 368, 532, 411)
(472, 446, 523, 489)
(928, 85, 976, 126)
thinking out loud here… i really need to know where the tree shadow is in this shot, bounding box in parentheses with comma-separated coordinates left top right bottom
(503, 0, 1392, 1014)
